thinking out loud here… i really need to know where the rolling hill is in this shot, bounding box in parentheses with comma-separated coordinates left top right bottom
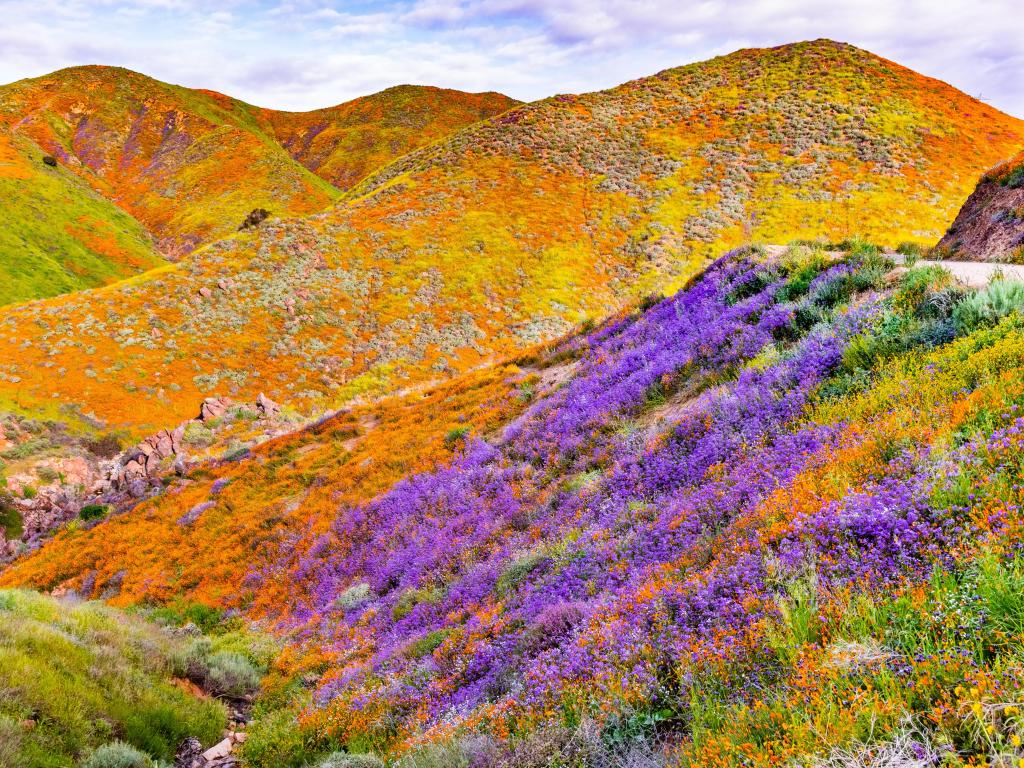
(0, 128, 165, 305)
(0, 40, 1019, 436)
(255, 85, 519, 190)
(0, 68, 514, 304)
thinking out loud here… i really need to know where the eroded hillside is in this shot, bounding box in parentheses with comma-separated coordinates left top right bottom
(938, 149, 1024, 261)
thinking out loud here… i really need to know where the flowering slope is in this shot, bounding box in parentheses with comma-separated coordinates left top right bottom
(0, 40, 1020, 436)
(10, 244, 1024, 767)
(257, 85, 519, 190)
(0, 68, 512, 303)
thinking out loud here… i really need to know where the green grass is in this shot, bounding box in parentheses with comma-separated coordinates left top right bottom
(0, 589, 226, 767)
(0, 132, 164, 306)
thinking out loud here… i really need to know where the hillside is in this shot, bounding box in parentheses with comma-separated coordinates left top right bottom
(0, 40, 1020, 436)
(256, 85, 519, 190)
(938, 149, 1024, 261)
(8, 243, 1024, 767)
(0, 69, 512, 304)
(0, 66, 340, 260)
(0, 589, 231, 766)
(0, 128, 165, 305)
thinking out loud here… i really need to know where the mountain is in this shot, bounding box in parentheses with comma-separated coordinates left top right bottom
(0, 40, 1019, 436)
(7, 242, 1024, 768)
(255, 85, 519, 190)
(937, 149, 1024, 260)
(0, 128, 165, 305)
(0, 68, 514, 303)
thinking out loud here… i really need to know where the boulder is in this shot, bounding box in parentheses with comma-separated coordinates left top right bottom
(255, 393, 281, 418)
(238, 208, 270, 231)
(41, 155, 57, 167)
(200, 397, 231, 421)
(202, 738, 233, 761)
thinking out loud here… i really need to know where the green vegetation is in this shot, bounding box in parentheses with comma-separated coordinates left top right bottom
(0, 589, 226, 767)
(0, 132, 164, 306)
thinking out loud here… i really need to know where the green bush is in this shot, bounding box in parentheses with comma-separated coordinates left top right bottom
(80, 503, 110, 522)
(444, 426, 470, 449)
(205, 651, 262, 698)
(953, 280, 1024, 334)
(81, 741, 153, 768)
(319, 752, 386, 768)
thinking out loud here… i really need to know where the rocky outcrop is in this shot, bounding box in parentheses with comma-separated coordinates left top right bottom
(114, 425, 186, 491)
(1, 393, 293, 565)
(937, 150, 1024, 262)
(199, 397, 231, 421)
(255, 393, 281, 418)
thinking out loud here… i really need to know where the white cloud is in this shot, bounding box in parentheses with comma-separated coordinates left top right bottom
(0, 0, 1021, 118)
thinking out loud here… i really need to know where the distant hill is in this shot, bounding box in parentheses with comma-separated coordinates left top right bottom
(0, 68, 514, 303)
(937, 148, 1024, 261)
(255, 85, 519, 190)
(0, 40, 1019, 434)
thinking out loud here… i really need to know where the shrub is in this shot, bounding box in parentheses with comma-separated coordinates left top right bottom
(80, 504, 110, 522)
(953, 280, 1024, 334)
(444, 426, 470, 449)
(204, 651, 262, 698)
(319, 753, 386, 768)
(81, 742, 153, 768)
(334, 582, 375, 613)
(1003, 165, 1024, 189)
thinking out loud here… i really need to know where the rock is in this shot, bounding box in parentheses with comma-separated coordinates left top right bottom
(200, 397, 231, 421)
(174, 737, 204, 768)
(198, 287, 213, 299)
(238, 208, 270, 231)
(41, 155, 57, 167)
(255, 393, 281, 418)
(202, 738, 233, 761)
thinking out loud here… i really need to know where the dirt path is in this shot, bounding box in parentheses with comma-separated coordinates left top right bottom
(762, 245, 1024, 288)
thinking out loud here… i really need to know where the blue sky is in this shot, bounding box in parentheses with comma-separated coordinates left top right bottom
(0, 0, 1022, 115)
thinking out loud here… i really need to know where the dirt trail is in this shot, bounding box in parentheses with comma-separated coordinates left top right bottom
(762, 245, 1024, 288)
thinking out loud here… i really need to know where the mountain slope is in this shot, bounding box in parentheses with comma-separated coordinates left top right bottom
(255, 85, 519, 190)
(937, 149, 1024, 261)
(0, 128, 164, 305)
(8, 245, 1024, 767)
(0, 40, 1020, 436)
(0, 66, 341, 260)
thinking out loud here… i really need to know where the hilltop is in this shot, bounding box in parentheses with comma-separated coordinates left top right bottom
(255, 85, 519, 190)
(938, 149, 1024, 261)
(0, 40, 1019, 436)
(0, 68, 514, 302)
(8, 242, 1024, 767)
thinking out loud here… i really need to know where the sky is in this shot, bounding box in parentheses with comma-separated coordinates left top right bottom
(0, 0, 1022, 115)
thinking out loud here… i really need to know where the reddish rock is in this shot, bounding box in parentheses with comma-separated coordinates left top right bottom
(255, 393, 281, 418)
(200, 397, 230, 421)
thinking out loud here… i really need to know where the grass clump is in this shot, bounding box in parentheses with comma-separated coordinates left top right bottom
(80, 741, 154, 768)
(319, 752, 386, 768)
